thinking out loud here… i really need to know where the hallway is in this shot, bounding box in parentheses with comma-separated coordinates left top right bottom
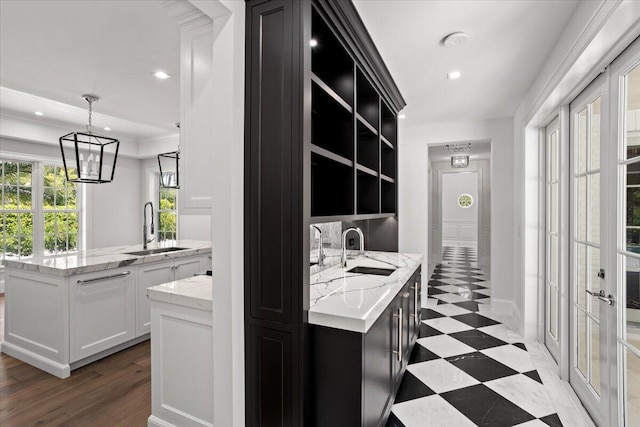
(386, 247, 588, 426)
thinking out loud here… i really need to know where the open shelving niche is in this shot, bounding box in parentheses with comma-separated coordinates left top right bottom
(310, 6, 397, 222)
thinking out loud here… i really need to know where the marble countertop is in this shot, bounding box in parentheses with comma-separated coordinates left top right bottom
(2, 239, 211, 276)
(147, 275, 212, 311)
(309, 251, 422, 333)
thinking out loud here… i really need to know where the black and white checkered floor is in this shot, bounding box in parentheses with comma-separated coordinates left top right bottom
(387, 247, 563, 427)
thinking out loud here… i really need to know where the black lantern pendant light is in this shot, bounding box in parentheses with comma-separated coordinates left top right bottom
(157, 123, 180, 189)
(59, 95, 120, 183)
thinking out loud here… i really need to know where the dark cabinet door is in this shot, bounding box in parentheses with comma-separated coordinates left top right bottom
(363, 305, 394, 426)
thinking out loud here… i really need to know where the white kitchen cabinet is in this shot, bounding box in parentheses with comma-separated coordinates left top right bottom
(147, 276, 213, 427)
(1, 240, 212, 378)
(136, 255, 207, 337)
(70, 268, 135, 362)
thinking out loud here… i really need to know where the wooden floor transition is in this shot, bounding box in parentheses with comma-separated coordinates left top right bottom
(0, 294, 152, 426)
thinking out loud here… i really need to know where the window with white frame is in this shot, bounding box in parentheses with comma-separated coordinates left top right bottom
(1, 160, 34, 259)
(157, 172, 177, 242)
(43, 165, 80, 255)
(1, 157, 83, 261)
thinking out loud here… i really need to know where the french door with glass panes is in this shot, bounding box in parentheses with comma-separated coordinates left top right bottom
(545, 116, 561, 363)
(611, 37, 640, 427)
(569, 73, 612, 427)
(568, 37, 640, 427)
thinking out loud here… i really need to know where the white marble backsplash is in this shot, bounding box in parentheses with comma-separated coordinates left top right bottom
(309, 251, 422, 333)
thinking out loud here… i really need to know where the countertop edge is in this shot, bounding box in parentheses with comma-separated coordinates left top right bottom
(3, 240, 212, 277)
(147, 275, 213, 311)
(308, 252, 422, 334)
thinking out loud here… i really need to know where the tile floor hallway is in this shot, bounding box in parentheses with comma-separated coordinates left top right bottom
(386, 246, 565, 427)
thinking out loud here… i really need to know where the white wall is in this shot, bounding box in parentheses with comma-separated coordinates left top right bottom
(442, 172, 477, 222)
(399, 118, 513, 312)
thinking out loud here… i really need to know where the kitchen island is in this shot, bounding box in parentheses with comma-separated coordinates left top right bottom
(308, 251, 422, 427)
(147, 275, 213, 427)
(1, 240, 211, 378)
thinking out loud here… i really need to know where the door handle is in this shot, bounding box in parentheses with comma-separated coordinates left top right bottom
(393, 308, 402, 362)
(585, 289, 615, 306)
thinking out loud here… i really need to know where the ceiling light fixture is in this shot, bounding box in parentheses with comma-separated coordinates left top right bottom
(34, 111, 45, 116)
(443, 32, 469, 47)
(447, 71, 462, 80)
(104, 127, 111, 131)
(310, 39, 318, 47)
(157, 122, 180, 189)
(446, 143, 471, 152)
(398, 114, 406, 119)
(153, 71, 172, 80)
(59, 94, 120, 184)
(451, 155, 469, 168)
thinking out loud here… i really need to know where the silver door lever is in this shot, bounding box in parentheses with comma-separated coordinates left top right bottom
(585, 289, 615, 306)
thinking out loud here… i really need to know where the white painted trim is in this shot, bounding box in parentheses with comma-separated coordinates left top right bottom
(148, 415, 178, 427)
(490, 298, 514, 317)
(0, 341, 71, 378)
(512, 300, 524, 337)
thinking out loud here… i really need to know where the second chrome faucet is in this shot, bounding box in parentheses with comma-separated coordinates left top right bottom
(341, 227, 364, 268)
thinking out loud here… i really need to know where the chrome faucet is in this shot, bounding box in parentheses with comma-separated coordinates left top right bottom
(311, 225, 324, 267)
(341, 227, 364, 268)
(143, 201, 155, 249)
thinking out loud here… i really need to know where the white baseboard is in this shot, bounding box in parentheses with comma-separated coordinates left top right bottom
(148, 415, 178, 427)
(0, 340, 70, 378)
(490, 298, 514, 316)
(511, 302, 524, 337)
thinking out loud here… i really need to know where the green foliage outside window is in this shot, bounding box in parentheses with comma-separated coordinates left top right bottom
(458, 193, 473, 208)
(43, 165, 79, 254)
(1, 161, 79, 260)
(158, 177, 177, 242)
(1, 162, 34, 258)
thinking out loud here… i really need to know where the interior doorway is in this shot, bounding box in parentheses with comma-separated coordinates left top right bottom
(441, 171, 479, 252)
(427, 142, 491, 278)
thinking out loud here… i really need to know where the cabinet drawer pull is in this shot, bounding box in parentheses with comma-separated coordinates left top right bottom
(392, 308, 403, 362)
(411, 284, 419, 321)
(77, 271, 131, 284)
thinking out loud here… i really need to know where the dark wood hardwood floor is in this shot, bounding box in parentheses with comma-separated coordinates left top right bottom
(0, 294, 152, 426)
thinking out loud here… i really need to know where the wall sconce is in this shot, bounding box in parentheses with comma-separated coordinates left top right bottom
(59, 95, 120, 183)
(451, 155, 469, 168)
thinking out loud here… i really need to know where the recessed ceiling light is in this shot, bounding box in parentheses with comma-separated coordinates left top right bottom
(153, 71, 171, 80)
(443, 32, 469, 47)
(34, 111, 45, 116)
(398, 114, 406, 119)
(447, 71, 462, 80)
(310, 39, 318, 47)
(104, 127, 111, 131)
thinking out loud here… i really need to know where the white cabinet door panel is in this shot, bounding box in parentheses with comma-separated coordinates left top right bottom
(70, 269, 135, 362)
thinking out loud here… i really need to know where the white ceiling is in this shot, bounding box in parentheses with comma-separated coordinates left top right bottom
(353, 0, 580, 124)
(0, 0, 580, 143)
(0, 0, 180, 141)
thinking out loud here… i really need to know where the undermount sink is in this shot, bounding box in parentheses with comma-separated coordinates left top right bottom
(124, 247, 190, 256)
(346, 266, 395, 276)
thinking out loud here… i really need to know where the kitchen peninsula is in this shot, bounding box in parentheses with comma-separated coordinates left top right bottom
(1, 239, 211, 378)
